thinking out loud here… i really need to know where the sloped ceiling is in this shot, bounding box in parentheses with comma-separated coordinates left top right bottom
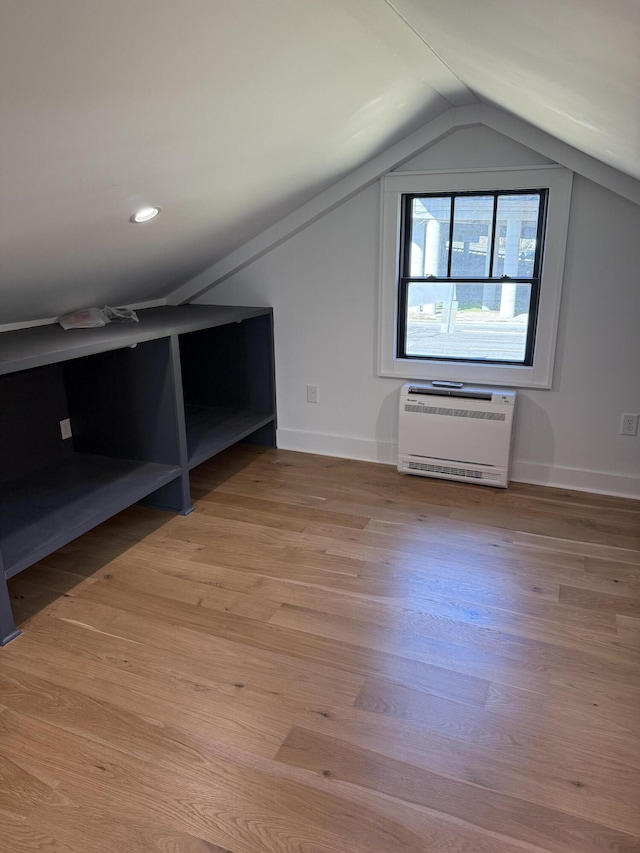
(388, 0, 640, 180)
(1, 0, 638, 326)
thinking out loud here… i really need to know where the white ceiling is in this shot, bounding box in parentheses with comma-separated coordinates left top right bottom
(1, 0, 638, 325)
(388, 0, 640, 179)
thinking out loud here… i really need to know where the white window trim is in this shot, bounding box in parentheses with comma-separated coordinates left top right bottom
(378, 166, 573, 389)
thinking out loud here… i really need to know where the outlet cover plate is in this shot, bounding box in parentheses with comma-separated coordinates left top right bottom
(60, 418, 72, 440)
(620, 413, 639, 436)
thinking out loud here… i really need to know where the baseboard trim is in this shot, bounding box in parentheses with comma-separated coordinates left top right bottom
(276, 428, 397, 466)
(510, 460, 640, 500)
(276, 429, 640, 499)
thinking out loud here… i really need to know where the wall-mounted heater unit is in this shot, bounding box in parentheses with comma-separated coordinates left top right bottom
(398, 382, 516, 488)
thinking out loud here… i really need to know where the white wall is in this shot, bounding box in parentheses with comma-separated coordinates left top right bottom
(196, 127, 640, 498)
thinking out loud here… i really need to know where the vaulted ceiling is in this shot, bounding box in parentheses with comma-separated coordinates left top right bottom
(1, 0, 638, 325)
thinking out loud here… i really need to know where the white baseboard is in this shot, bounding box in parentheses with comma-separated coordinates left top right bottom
(510, 460, 640, 500)
(276, 428, 397, 466)
(276, 428, 640, 499)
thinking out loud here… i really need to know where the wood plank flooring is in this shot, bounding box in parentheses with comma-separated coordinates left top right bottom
(1, 445, 639, 852)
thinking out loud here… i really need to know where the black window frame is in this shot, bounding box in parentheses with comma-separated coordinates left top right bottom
(396, 188, 549, 366)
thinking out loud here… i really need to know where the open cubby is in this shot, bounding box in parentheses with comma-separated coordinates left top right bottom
(0, 338, 185, 579)
(179, 314, 276, 468)
(0, 305, 275, 645)
(0, 454, 181, 579)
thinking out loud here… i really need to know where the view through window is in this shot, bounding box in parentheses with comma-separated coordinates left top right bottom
(398, 190, 547, 364)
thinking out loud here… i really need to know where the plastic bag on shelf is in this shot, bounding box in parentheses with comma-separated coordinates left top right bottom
(58, 307, 110, 329)
(58, 305, 139, 329)
(103, 305, 139, 323)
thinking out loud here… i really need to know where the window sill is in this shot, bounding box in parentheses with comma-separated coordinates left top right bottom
(380, 357, 553, 389)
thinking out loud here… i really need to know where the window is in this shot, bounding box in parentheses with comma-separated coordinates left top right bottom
(379, 168, 573, 388)
(399, 189, 547, 365)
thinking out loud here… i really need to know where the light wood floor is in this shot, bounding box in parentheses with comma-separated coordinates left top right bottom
(2, 446, 640, 853)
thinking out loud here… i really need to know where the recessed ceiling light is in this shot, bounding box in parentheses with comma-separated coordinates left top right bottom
(130, 206, 160, 223)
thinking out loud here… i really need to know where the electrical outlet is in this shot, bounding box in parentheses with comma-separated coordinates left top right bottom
(306, 384, 319, 404)
(620, 413, 639, 436)
(60, 417, 72, 440)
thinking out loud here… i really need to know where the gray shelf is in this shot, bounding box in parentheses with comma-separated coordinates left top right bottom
(1, 454, 181, 578)
(0, 305, 272, 375)
(0, 304, 276, 645)
(185, 406, 275, 469)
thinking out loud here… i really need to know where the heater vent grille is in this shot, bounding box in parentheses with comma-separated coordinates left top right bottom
(404, 404, 506, 422)
(403, 460, 502, 482)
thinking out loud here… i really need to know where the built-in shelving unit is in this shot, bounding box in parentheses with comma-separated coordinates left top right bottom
(0, 305, 276, 645)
